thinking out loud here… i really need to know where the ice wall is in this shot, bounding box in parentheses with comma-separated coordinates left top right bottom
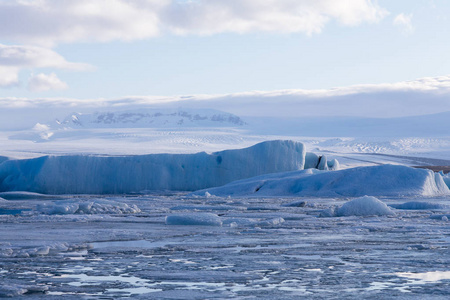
(0, 140, 305, 194)
(193, 165, 450, 197)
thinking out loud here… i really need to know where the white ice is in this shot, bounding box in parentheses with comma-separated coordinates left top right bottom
(194, 165, 450, 198)
(0, 140, 305, 194)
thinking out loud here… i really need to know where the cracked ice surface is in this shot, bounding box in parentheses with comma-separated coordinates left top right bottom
(1, 195, 450, 299)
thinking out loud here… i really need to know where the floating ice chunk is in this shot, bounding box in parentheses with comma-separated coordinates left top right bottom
(194, 165, 450, 197)
(282, 200, 307, 207)
(223, 217, 285, 227)
(430, 214, 450, 220)
(319, 207, 337, 218)
(390, 202, 447, 210)
(0, 284, 48, 297)
(336, 196, 395, 217)
(0, 140, 305, 194)
(165, 213, 222, 226)
(37, 199, 141, 215)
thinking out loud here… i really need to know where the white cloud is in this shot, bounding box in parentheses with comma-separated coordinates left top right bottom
(393, 13, 414, 35)
(27, 72, 68, 92)
(0, 44, 92, 87)
(0, 66, 20, 87)
(0, 0, 388, 45)
(162, 0, 388, 36)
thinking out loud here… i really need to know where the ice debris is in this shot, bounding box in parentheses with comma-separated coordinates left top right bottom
(37, 199, 141, 215)
(0, 284, 48, 297)
(165, 213, 222, 226)
(320, 196, 395, 217)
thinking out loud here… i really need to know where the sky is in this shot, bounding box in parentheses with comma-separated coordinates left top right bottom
(0, 0, 449, 100)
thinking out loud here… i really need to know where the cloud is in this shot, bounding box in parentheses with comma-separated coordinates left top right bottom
(0, 66, 20, 87)
(393, 13, 414, 34)
(0, 0, 388, 46)
(3, 75, 450, 119)
(162, 0, 388, 36)
(0, 44, 92, 87)
(27, 73, 68, 92)
(0, 0, 164, 46)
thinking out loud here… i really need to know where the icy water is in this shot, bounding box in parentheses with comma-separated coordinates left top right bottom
(1, 194, 450, 299)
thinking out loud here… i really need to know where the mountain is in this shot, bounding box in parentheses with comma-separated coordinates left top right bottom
(54, 108, 246, 129)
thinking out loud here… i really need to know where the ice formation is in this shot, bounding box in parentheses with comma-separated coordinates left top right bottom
(193, 165, 450, 197)
(319, 196, 395, 217)
(37, 199, 141, 215)
(0, 140, 305, 194)
(336, 196, 395, 217)
(390, 201, 448, 210)
(165, 213, 222, 226)
(443, 173, 450, 189)
(304, 153, 339, 171)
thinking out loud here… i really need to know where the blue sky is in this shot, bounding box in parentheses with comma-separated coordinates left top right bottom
(0, 0, 449, 99)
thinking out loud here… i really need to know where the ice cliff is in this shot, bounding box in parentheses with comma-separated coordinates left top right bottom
(193, 165, 450, 197)
(0, 140, 305, 194)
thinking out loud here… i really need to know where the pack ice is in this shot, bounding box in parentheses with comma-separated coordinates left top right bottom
(0, 140, 305, 194)
(193, 165, 450, 197)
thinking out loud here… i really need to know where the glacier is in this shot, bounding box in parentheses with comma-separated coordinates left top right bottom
(0, 140, 305, 194)
(193, 164, 450, 197)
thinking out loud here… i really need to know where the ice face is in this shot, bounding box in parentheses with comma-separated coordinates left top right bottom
(0, 140, 305, 194)
(194, 165, 450, 198)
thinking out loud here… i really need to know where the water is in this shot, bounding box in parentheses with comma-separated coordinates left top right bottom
(1, 194, 450, 298)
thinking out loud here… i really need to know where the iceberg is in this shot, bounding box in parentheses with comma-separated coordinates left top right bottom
(192, 165, 450, 197)
(0, 140, 305, 194)
(319, 196, 395, 217)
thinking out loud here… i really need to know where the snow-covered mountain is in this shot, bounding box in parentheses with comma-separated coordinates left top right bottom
(54, 109, 246, 129)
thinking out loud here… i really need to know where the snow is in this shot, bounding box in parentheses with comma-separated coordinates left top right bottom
(193, 165, 450, 197)
(0, 140, 305, 194)
(165, 213, 222, 226)
(335, 196, 395, 217)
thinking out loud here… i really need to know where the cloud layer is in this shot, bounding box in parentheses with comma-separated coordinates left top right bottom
(0, 44, 92, 87)
(27, 73, 68, 92)
(0, 0, 388, 46)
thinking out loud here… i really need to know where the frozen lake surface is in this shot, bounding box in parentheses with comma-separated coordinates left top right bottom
(1, 194, 450, 299)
